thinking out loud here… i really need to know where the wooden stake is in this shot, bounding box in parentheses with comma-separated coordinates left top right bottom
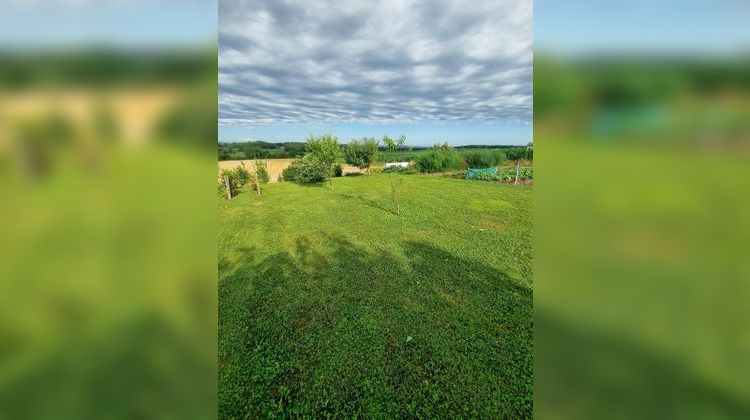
(224, 175, 232, 199)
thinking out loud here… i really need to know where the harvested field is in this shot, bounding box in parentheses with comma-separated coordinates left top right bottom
(218, 158, 363, 182)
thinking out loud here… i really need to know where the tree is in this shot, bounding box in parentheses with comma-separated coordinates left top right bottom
(253, 160, 269, 195)
(344, 137, 379, 173)
(306, 134, 342, 185)
(382, 134, 407, 215)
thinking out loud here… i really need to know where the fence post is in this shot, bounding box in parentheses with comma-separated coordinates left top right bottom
(514, 161, 520, 185)
(224, 175, 232, 199)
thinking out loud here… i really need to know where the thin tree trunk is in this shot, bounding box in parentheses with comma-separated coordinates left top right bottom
(388, 173, 400, 215)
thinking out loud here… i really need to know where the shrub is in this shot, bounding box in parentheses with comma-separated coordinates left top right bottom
(492, 150, 509, 165)
(414, 150, 465, 173)
(333, 164, 343, 177)
(344, 138, 379, 172)
(282, 156, 328, 184)
(232, 165, 251, 186)
(505, 147, 532, 161)
(218, 164, 254, 198)
(431, 142, 454, 151)
(254, 160, 270, 184)
(464, 150, 508, 168)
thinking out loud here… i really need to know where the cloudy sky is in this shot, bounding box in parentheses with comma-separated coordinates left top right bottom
(219, 0, 532, 146)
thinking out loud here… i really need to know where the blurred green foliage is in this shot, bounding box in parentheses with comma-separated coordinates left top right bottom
(534, 53, 750, 418)
(0, 49, 216, 90)
(0, 47, 217, 418)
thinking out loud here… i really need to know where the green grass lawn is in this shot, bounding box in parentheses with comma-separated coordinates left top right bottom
(218, 174, 532, 417)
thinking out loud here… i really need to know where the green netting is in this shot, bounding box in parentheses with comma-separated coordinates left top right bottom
(465, 167, 497, 179)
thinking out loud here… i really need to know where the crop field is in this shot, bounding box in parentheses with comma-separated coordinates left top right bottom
(380, 147, 502, 162)
(218, 174, 532, 417)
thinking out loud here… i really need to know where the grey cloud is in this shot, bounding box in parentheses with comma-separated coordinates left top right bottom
(219, 0, 532, 126)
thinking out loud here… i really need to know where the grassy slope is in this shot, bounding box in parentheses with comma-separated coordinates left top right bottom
(218, 174, 532, 417)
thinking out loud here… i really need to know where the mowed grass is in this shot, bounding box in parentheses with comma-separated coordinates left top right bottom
(218, 174, 532, 418)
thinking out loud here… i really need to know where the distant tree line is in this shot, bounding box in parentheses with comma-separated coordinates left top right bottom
(219, 139, 533, 161)
(218, 141, 307, 160)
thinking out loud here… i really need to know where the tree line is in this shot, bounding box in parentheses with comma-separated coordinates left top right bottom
(218, 139, 532, 161)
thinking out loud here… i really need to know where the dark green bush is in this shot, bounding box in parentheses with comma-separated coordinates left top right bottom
(505, 147, 532, 161)
(282, 156, 328, 184)
(333, 164, 343, 177)
(414, 151, 465, 173)
(464, 150, 507, 168)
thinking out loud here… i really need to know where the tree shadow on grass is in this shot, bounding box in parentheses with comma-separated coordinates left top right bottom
(295, 182, 326, 188)
(535, 307, 750, 419)
(219, 234, 750, 419)
(219, 234, 533, 418)
(335, 191, 396, 215)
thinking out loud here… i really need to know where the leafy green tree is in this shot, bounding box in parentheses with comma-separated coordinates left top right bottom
(253, 160, 270, 195)
(382, 134, 407, 215)
(344, 137, 379, 173)
(306, 134, 342, 185)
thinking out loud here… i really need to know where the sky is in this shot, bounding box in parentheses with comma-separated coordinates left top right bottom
(0, 0, 216, 49)
(535, 0, 750, 56)
(218, 0, 533, 146)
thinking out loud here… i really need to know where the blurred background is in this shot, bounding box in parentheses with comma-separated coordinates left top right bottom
(0, 1, 217, 418)
(534, 0, 750, 418)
